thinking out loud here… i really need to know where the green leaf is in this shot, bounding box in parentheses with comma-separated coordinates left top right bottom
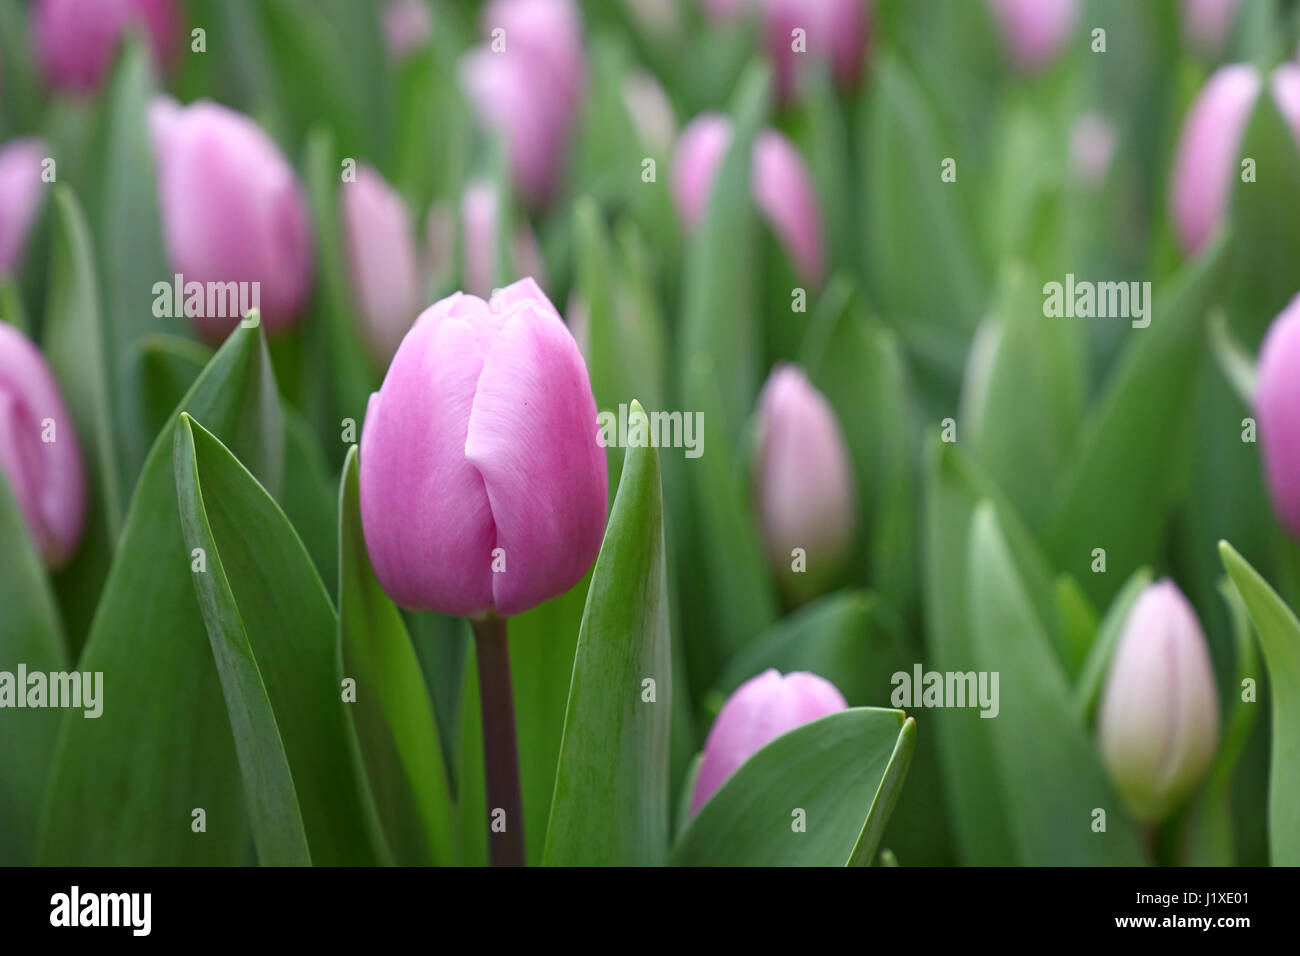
(338, 447, 458, 866)
(1219, 540, 1300, 865)
(669, 708, 915, 867)
(1073, 567, 1153, 727)
(36, 327, 282, 865)
(280, 408, 339, 598)
(123, 334, 212, 449)
(967, 503, 1147, 865)
(1208, 309, 1257, 407)
(544, 406, 672, 865)
(0, 280, 29, 335)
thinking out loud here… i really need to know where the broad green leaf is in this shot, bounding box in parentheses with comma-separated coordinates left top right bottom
(1219, 541, 1300, 865)
(172, 416, 312, 866)
(36, 327, 282, 865)
(0, 471, 66, 865)
(124, 334, 211, 449)
(545, 408, 672, 865)
(338, 447, 457, 866)
(1055, 576, 1099, 682)
(670, 708, 914, 867)
(967, 503, 1147, 865)
(1073, 567, 1153, 726)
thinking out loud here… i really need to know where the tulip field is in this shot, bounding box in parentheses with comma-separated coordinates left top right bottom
(3, 0, 1300, 890)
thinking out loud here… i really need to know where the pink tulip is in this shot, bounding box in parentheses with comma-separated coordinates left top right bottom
(342, 164, 422, 366)
(457, 180, 548, 301)
(753, 365, 854, 599)
(1257, 293, 1300, 538)
(762, 0, 871, 99)
(1097, 580, 1220, 823)
(0, 323, 86, 567)
(987, 0, 1078, 72)
(0, 139, 49, 278)
(149, 98, 315, 341)
(672, 115, 826, 285)
(382, 0, 432, 59)
(33, 0, 179, 94)
(1069, 111, 1116, 188)
(1168, 64, 1300, 255)
(359, 278, 606, 617)
(1182, 0, 1244, 54)
(691, 669, 847, 813)
(460, 0, 585, 207)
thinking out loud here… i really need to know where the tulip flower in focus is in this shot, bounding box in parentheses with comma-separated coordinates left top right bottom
(34, 0, 179, 94)
(460, 0, 585, 207)
(672, 115, 826, 285)
(1097, 580, 1220, 823)
(753, 364, 855, 602)
(987, 0, 1078, 72)
(342, 164, 423, 366)
(1182, 0, 1243, 54)
(359, 277, 606, 618)
(0, 139, 49, 278)
(1169, 63, 1300, 255)
(149, 98, 315, 341)
(1256, 293, 1300, 538)
(456, 180, 548, 300)
(691, 669, 848, 813)
(0, 323, 86, 567)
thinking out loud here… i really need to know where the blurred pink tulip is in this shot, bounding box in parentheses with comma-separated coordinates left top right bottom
(359, 278, 606, 617)
(1256, 293, 1300, 538)
(1097, 580, 1220, 823)
(0, 138, 49, 278)
(457, 180, 548, 300)
(0, 322, 86, 567)
(33, 0, 179, 94)
(1069, 111, 1116, 188)
(149, 98, 315, 341)
(987, 0, 1078, 72)
(382, 0, 432, 59)
(691, 669, 847, 813)
(1182, 0, 1243, 53)
(672, 115, 826, 285)
(763, 0, 871, 99)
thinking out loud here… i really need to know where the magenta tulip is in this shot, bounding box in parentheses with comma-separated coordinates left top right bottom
(342, 164, 422, 366)
(753, 365, 854, 600)
(0, 322, 86, 567)
(0, 138, 49, 278)
(1182, 0, 1244, 54)
(149, 98, 315, 341)
(691, 669, 848, 813)
(672, 115, 826, 285)
(1097, 580, 1220, 823)
(359, 278, 606, 618)
(34, 0, 179, 94)
(1257, 293, 1300, 537)
(987, 0, 1078, 72)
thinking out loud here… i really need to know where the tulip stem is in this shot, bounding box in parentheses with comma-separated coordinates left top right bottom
(471, 614, 526, 867)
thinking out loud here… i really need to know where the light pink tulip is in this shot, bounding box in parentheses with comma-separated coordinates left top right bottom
(0, 322, 86, 567)
(33, 0, 179, 94)
(1256, 293, 1300, 538)
(457, 180, 548, 300)
(0, 139, 49, 278)
(1069, 111, 1116, 188)
(691, 669, 847, 813)
(1182, 0, 1244, 54)
(670, 114, 734, 231)
(1097, 580, 1220, 823)
(382, 0, 432, 59)
(987, 0, 1078, 72)
(359, 278, 606, 618)
(149, 98, 315, 341)
(342, 164, 422, 366)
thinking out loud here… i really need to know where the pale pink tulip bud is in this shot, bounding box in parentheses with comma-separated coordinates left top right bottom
(342, 164, 423, 366)
(149, 98, 315, 341)
(670, 113, 733, 231)
(987, 0, 1079, 72)
(1069, 111, 1116, 188)
(1256, 293, 1300, 538)
(691, 669, 847, 813)
(753, 365, 854, 598)
(0, 138, 49, 278)
(0, 323, 87, 567)
(1182, 0, 1244, 54)
(382, 0, 432, 59)
(458, 180, 548, 300)
(359, 278, 607, 617)
(1097, 580, 1220, 823)
(34, 0, 180, 94)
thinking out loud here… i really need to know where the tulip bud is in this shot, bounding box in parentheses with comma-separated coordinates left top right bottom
(987, 0, 1079, 72)
(753, 365, 854, 601)
(1097, 580, 1220, 823)
(691, 669, 847, 813)
(1182, 0, 1244, 54)
(149, 98, 315, 341)
(0, 323, 86, 567)
(342, 164, 422, 366)
(672, 115, 826, 285)
(1168, 63, 1300, 255)
(457, 180, 548, 300)
(34, 0, 179, 94)
(359, 278, 607, 618)
(0, 138, 49, 278)
(1256, 293, 1300, 537)
(382, 0, 432, 60)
